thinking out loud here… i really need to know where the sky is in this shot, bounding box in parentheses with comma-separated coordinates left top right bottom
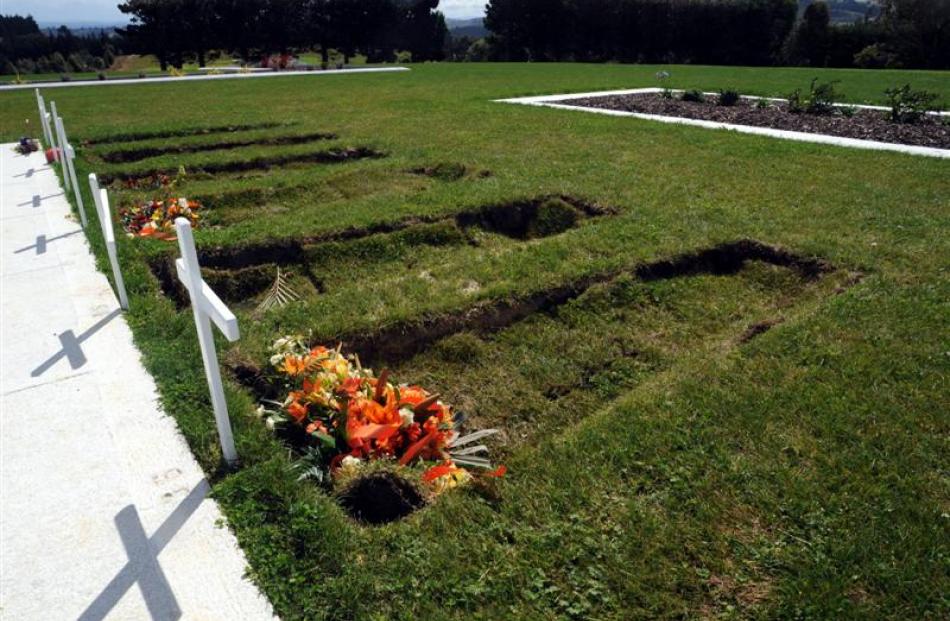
(4, 0, 488, 26)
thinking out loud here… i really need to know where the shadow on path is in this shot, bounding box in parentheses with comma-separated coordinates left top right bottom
(14, 229, 82, 255)
(31, 309, 122, 377)
(76, 480, 212, 621)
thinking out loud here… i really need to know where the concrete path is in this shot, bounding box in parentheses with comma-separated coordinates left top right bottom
(0, 66, 409, 92)
(0, 145, 276, 620)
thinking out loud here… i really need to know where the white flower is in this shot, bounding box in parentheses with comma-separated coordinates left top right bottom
(255, 404, 266, 418)
(399, 407, 415, 428)
(341, 455, 362, 470)
(178, 197, 188, 209)
(265, 416, 276, 430)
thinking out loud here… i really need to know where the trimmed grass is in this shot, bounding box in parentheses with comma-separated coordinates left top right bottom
(1, 63, 947, 620)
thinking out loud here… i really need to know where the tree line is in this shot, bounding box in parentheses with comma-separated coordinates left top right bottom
(117, 0, 448, 70)
(1, 15, 119, 75)
(479, 0, 950, 69)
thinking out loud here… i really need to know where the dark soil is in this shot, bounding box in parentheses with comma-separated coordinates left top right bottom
(99, 146, 384, 185)
(458, 195, 612, 239)
(338, 472, 426, 525)
(739, 318, 784, 343)
(150, 195, 615, 307)
(410, 162, 492, 181)
(150, 257, 323, 309)
(83, 122, 288, 146)
(97, 132, 338, 163)
(569, 93, 950, 149)
(339, 239, 833, 367)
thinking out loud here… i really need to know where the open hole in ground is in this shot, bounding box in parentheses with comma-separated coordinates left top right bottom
(149, 195, 616, 307)
(335, 239, 832, 366)
(96, 131, 339, 163)
(410, 162, 491, 181)
(337, 471, 426, 525)
(232, 239, 857, 499)
(99, 146, 385, 185)
(82, 122, 290, 146)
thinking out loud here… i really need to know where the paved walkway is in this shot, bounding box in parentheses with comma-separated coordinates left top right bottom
(0, 66, 409, 91)
(0, 146, 276, 620)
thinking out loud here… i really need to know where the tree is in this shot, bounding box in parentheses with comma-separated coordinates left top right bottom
(786, 0, 831, 66)
(877, 0, 950, 68)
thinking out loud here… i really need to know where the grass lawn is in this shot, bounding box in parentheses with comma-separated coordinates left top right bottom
(1, 63, 947, 620)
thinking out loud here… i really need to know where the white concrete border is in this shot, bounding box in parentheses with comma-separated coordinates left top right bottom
(496, 87, 950, 159)
(1, 145, 276, 620)
(0, 66, 409, 91)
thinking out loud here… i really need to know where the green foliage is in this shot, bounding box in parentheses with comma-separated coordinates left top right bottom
(883, 84, 940, 123)
(717, 89, 741, 106)
(681, 89, 705, 103)
(787, 78, 840, 115)
(1, 64, 948, 618)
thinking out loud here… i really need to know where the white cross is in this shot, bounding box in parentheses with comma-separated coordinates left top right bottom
(89, 174, 130, 309)
(34, 88, 53, 148)
(174, 217, 240, 465)
(48, 102, 88, 228)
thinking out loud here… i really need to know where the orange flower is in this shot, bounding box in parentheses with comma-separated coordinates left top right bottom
(287, 400, 307, 424)
(281, 354, 314, 377)
(336, 376, 363, 398)
(305, 421, 328, 435)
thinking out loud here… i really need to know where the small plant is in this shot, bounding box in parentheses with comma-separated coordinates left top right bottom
(60, 74, 71, 82)
(755, 98, 771, 110)
(840, 105, 858, 118)
(12, 70, 27, 85)
(718, 89, 740, 107)
(168, 66, 185, 77)
(661, 88, 674, 99)
(138, 72, 146, 78)
(681, 89, 705, 103)
(787, 78, 840, 115)
(884, 84, 940, 124)
(97, 71, 106, 81)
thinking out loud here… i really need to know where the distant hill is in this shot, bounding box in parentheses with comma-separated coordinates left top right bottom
(446, 17, 487, 39)
(798, 0, 879, 23)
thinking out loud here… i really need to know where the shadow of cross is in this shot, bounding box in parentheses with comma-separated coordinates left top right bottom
(31, 309, 121, 377)
(16, 192, 63, 208)
(77, 481, 212, 621)
(14, 229, 82, 255)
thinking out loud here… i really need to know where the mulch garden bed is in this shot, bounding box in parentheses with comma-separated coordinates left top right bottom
(568, 93, 950, 149)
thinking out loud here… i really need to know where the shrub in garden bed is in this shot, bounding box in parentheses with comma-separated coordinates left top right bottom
(884, 84, 941, 124)
(718, 89, 740, 107)
(681, 89, 705, 103)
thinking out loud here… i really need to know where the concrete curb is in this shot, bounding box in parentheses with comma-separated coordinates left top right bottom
(0, 66, 410, 92)
(0, 145, 277, 620)
(497, 87, 950, 159)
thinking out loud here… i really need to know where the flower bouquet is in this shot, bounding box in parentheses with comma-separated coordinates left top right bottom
(259, 337, 505, 497)
(14, 137, 39, 155)
(118, 197, 201, 240)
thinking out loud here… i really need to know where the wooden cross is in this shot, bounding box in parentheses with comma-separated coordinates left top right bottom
(174, 218, 240, 465)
